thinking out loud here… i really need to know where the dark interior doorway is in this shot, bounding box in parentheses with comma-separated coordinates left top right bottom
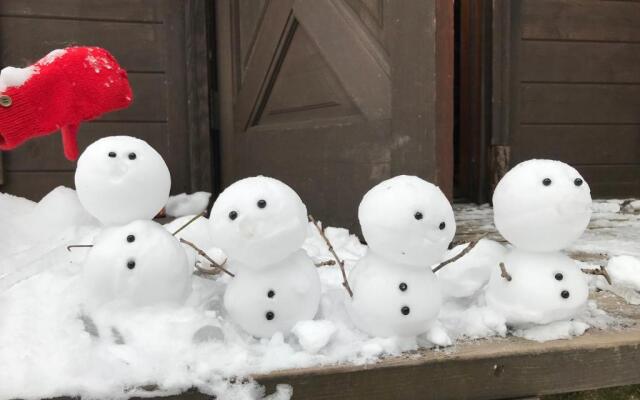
(453, 0, 492, 204)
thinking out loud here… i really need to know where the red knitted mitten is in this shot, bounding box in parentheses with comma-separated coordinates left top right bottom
(0, 46, 133, 160)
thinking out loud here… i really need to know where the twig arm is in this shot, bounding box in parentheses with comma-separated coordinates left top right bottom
(581, 265, 612, 285)
(179, 238, 234, 277)
(172, 211, 206, 236)
(432, 233, 487, 273)
(309, 214, 353, 298)
(499, 262, 512, 281)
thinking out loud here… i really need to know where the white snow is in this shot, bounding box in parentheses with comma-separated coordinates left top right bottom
(75, 136, 171, 226)
(292, 320, 337, 353)
(210, 177, 321, 338)
(40, 48, 66, 65)
(166, 192, 211, 217)
(0, 65, 37, 92)
(493, 159, 592, 252)
(0, 184, 637, 399)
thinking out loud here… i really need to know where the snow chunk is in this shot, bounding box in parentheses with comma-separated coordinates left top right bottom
(608, 255, 640, 289)
(292, 320, 336, 353)
(515, 320, 589, 342)
(166, 192, 211, 217)
(40, 49, 66, 65)
(436, 239, 507, 299)
(0, 66, 36, 92)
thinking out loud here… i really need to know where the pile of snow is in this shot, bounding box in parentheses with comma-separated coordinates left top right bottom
(0, 186, 633, 399)
(166, 192, 211, 218)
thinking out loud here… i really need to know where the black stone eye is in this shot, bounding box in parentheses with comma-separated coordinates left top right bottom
(257, 199, 267, 209)
(267, 290, 275, 298)
(228, 211, 238, 221)
(265, 311, 275, 321)
(108, 151, 116, 158)
(401, 306, 410, 316)
(399, 282, 408, 292)
(127, 260, 136, 270)
(555, 273, 563, 281)
(574, 178, 583, 187)
(542, 178, 552, 186)
(439, 222, 446, 230)
(561, 290, 570, 299)
(126, 234, 135, 243)
(414, 212, 423, 220)
(128, 152, 136, 160)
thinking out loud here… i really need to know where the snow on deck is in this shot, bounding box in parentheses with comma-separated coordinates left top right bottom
(454, 199, 640, 263)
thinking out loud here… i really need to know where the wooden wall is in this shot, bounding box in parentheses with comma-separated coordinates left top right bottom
(494, 0, 640, 197)
(0, 0, 213, 200)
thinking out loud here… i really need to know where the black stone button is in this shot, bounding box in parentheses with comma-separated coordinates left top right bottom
(401, 306, 410, 316)
(266, 311, 275, 321)
(561, 290, 570, 299)
(399, 282, 408, 292)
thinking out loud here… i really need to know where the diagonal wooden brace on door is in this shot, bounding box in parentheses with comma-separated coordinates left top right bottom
(234, 0, 391, 131)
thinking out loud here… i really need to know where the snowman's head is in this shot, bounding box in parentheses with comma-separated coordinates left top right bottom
(82, 220, 191, 309)
(209, 176, 308, 268)
(359, 175, 456, 267)
(492, 159, 592, 252)
(75, 136, 171, 226)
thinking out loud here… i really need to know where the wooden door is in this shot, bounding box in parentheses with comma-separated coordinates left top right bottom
(0, 0, 213, 200)
(491, 0, 640, 197)
(216, 0, 453, 231)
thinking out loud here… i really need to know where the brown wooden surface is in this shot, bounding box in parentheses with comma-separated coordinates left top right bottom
(0, 0, 213, 200)
(215, 0, 454, 233)
(492, 0, 640, 198)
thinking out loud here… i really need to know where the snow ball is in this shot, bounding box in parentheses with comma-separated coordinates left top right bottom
(75, 136, 171, 226)
(291, 320, 336, 353)
(493, 159, 592, 252)
(209, 176, 308, 267)
(358, 175, 455, 266)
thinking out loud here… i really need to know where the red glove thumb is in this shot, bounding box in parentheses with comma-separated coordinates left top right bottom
(61, 124, 79, 160)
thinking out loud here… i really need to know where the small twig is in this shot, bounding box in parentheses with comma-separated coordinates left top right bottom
(66, 244, 93, 252)
(432, 233, 487, 273)
(309, 214, 353, 298)
(315, 260, 336, 267)
(499, 262, 512, 281)
(172, 211, 206, 236)
(581, 265, 612, 285)
(179, 238, 234, 277)
(194, 262, 224, 276)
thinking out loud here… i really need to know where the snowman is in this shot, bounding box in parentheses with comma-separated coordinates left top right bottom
(82, 219, 192, 310)
(346, 175, 455, 342)
(208, 176, 320, 338)
(75, 136, 170, 226)
(485, 159, 592, 328)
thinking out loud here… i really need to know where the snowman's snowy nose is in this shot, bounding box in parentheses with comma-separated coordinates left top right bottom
(109, 162, 128, 179)
(239, 219, 257, 238)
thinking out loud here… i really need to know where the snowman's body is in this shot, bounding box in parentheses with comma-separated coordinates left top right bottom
(346, 175, 455, 338)
(484, 250, 588, 327)
(485, 159, 592, 329)
(209, 176, 321, 338)
(348, 252, 441, 337)
(224, 250, 320, 338)
(82, 220, 192, 310)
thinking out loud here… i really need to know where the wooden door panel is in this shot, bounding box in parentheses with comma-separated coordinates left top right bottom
(492, 0, 640, 198)
(217, 0, 452, 231)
